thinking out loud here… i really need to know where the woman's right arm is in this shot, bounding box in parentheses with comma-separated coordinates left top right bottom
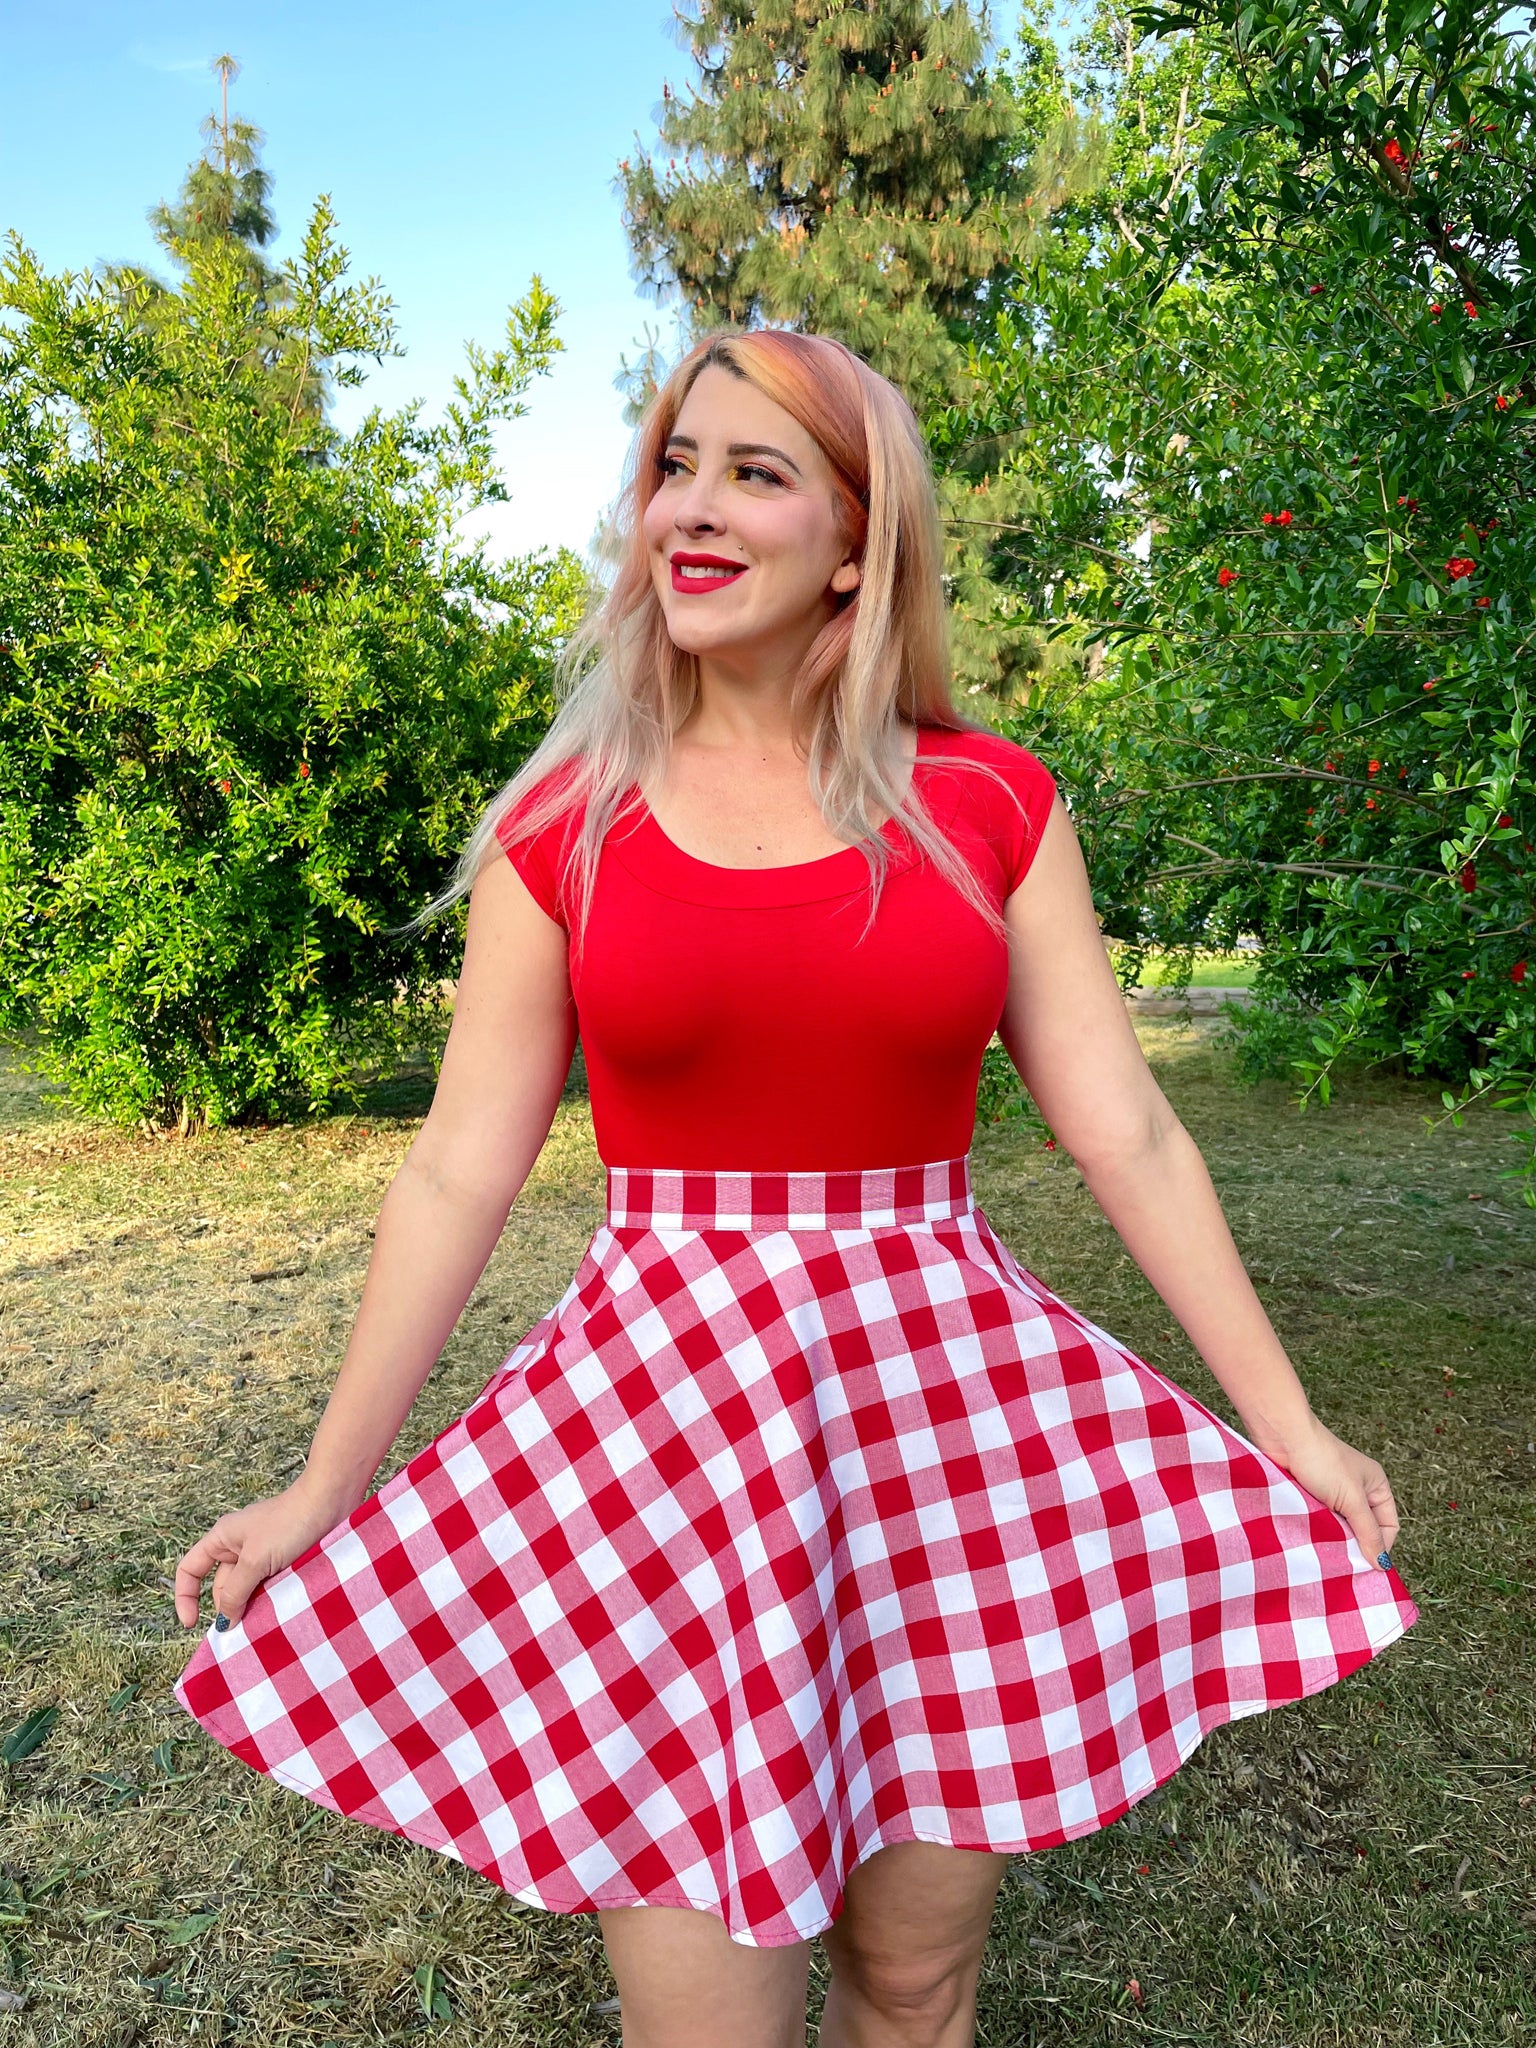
(173, 850, 577, 1630)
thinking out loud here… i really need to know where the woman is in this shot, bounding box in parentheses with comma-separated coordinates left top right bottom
(174, 328, 1415, 2048)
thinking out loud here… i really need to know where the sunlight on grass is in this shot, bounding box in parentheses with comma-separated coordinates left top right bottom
(1, 1020, 1533, 2045)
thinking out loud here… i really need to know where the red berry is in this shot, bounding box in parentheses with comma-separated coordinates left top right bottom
(1495, 395, 1509, 410)
(219, 779, 231, 794)
(1464, 301, 1478, 317)
(299, 763, 310, 779)
(1278, 508, 1293, 526)
(1262, 512, 1274, 525)
(1368, 759, 1380, 773)
(1460, 863, 1477, 891)
(1511, 960, 1528, 984)
(1217, 566, 1237, 588)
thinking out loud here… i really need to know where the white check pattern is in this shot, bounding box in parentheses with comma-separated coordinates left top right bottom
(176, 1154, 1415, 1948)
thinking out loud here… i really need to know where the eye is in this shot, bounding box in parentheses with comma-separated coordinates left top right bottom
(736, 462, 784, 486)
(655, 453, 686, 478)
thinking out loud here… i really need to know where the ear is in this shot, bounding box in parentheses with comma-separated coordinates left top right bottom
(830, 558, 861, 594)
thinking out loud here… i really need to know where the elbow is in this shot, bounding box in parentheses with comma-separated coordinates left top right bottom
(1066, 1097, 1184, 1179)
(398, 1127, 519, 1220)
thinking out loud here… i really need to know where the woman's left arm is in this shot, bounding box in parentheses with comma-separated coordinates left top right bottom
(998, 795, 1399, 1567)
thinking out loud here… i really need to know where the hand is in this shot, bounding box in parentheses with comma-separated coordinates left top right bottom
(1258, 1414, 1401, 1567)
(174, 1477, 358, 1631)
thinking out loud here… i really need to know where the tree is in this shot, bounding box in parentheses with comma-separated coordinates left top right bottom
(615, 1, 1107, 710)
(150, 55, 280, 280)
(108, 54, 326, 419)
(614, 1, 1070, 413)
(0, 180, 587, 1133)
(959, 0, 1536, 1196)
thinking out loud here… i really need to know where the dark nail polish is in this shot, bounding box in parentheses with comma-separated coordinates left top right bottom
(213, 1611, 231, 1632)
(1376, 1551, 1393, 1571)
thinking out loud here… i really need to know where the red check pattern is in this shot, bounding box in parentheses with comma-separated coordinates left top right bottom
(175, 1153, 1416, 1949)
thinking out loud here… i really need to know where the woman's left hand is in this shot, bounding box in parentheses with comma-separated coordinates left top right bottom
(1260, 1415, 1401, 1566)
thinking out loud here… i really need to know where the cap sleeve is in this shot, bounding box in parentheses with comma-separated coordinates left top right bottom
(983, 738, 1058, 894)
(492, 759, 586, 930)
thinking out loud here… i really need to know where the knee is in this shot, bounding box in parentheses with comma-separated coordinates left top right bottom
(832, 1942, 978, 2030)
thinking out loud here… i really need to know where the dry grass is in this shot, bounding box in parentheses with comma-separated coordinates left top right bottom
(1, 1020, 1532, 2045)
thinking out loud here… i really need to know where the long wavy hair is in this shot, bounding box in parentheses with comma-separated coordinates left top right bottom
(395, 325, 1035, 961)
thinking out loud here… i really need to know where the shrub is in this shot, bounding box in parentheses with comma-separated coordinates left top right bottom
(0, 204, 587, 1131)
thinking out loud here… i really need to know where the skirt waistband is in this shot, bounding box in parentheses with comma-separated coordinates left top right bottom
(604, 1155, 976, 1231)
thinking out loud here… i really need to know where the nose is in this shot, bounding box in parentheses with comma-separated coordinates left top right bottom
(671, 464, 727, 535)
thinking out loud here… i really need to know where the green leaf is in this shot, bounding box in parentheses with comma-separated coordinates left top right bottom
(160, 1911, 219, 1947)
(1, 1706, 59, 1764)
(415, 1962, 453, 2022)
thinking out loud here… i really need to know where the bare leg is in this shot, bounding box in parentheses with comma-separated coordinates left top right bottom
(817, 1840, 1010, 2048)
(598, 1902, 813, 2048)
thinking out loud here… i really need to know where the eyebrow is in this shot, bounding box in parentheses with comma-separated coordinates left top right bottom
(664, 433, 803, 479)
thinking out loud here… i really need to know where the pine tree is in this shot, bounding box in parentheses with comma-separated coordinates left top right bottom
(149, 53, 281, 294)
(614, 1, 1043, 417)
(106, 56, 325, 419)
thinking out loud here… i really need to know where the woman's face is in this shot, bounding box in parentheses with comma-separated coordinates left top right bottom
(642, 362, 861, 675)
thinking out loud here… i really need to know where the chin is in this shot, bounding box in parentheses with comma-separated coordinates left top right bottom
(667, 628, 737, 661)
(663, 605, 741, 645)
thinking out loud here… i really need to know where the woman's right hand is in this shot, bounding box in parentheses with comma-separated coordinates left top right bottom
(174, 1477, 359, 1631)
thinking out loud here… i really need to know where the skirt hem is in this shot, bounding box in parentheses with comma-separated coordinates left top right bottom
(172, 1593, 1416, 1951)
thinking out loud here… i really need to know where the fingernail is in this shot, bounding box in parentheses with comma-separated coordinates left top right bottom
(1377, 1551, 1393, 1571)
(213, 1612, 231, 1633)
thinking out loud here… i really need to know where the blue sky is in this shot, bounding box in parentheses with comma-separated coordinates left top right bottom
(0, 3, 723, 566)
(1, 4, 1058, 568)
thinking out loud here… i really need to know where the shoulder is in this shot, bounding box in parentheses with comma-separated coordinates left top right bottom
(915, 722, 1059, 894)
(917, 722, 1056, 807)
(492, 754, 589, 928)
(493, 754, 588, 851)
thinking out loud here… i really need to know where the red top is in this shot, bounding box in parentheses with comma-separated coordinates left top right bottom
(495, 723, 1057, 1171)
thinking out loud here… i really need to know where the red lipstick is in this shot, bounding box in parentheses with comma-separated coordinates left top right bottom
(670, 551, 749, 594)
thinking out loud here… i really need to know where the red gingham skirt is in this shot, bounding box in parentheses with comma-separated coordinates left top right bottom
(175, 1154, 1416, 1948)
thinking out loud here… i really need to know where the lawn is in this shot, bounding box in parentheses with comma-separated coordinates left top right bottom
(1, 1018, 1533, 2046)
(1109, 945, 1265, 991)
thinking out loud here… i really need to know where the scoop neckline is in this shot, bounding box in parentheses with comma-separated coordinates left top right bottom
(609, 724, 938, 909)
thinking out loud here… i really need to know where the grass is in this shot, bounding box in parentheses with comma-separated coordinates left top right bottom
(1109, 945, 1264, 990)
(1, 1019, 1533, 2046)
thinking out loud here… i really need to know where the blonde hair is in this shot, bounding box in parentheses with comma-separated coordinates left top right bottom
(396, 326, 1033, 960)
